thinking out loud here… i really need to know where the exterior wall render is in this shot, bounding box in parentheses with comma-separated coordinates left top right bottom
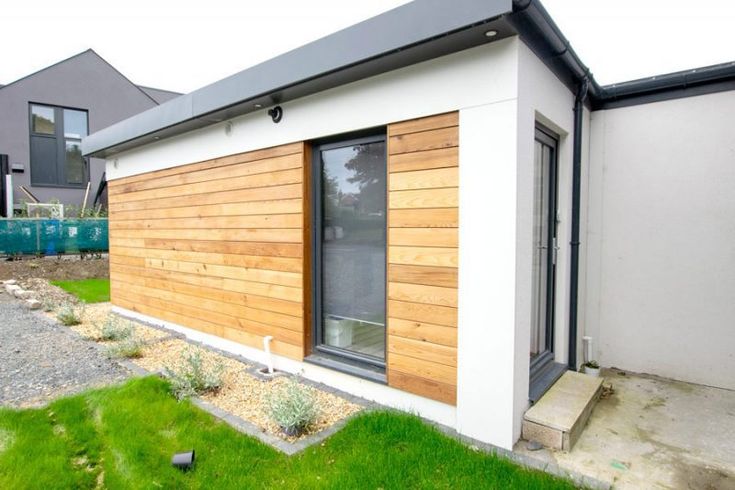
(585, 91, 735, 391)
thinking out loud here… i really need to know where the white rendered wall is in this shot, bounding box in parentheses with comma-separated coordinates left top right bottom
(585, 91, 735, 390)
(106, 38, 525, 449)
(107, 39, 518, 180)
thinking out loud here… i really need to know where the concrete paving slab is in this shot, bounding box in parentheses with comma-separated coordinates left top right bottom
(516, 368, 735, 489)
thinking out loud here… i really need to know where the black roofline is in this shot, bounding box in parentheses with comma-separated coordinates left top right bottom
(83, 0, 735, 158)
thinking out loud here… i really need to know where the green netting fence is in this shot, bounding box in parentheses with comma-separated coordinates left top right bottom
(0, 219, 108, 255)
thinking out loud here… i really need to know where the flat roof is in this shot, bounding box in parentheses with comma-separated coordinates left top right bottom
(84, 0, 735, 158)
(84, 0, 513, 158)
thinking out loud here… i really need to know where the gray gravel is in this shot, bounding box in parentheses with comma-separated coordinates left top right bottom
(0, 291, 128, 408)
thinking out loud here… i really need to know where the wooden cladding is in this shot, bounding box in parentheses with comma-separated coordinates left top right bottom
(386, 112, 459, 405)
(107, 142, 307, 360)
(108, 112, 461, 406)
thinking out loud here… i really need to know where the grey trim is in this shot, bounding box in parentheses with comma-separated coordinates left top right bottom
(597, 62, 735, 109)
(83, 0, 514, 157)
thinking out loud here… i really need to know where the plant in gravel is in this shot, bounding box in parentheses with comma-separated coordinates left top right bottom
(106, 337, 144, 359)
(41, 298, 57, 313)
(266, 378, 320, 437)
(56, 302, 84, 326)
(98, 314, 133, 341)
(164, 349, 224, 401)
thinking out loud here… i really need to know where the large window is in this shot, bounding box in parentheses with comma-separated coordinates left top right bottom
(29, 103, 88, 187)
(313, 134, 387, 372)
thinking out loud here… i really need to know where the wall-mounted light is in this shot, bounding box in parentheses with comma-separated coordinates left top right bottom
(224, 121, 233, 136)
(484, 29, 498, 38)
(267, 105, 283, 124)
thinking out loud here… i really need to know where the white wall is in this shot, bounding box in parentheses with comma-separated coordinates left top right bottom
(107, 39, 518, 180)
(107, 38, 528, 450)
(585, 91, 735, 390)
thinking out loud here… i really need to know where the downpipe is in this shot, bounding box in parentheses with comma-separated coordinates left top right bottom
(568, 78, 589, 371)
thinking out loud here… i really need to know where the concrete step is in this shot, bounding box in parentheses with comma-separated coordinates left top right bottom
(522, 371, 603, 451)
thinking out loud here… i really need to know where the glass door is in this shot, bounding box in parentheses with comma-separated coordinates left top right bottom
(530, 126, 559, 377)
(313, 134, 387, 368)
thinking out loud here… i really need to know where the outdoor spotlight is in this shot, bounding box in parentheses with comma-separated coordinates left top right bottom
(485, 29, 498, 38)
(172, 450, 195, 471)
(268, 105, 283, 123)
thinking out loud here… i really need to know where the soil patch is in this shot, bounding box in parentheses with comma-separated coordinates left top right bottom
(0, 256, 109, 281)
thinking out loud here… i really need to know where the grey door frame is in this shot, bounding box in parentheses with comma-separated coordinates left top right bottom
(529, 124, 566, 402)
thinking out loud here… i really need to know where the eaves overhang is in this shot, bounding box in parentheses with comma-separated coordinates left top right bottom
(83, 0, 516, 158)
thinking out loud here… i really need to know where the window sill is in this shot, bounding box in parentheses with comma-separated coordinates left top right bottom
(305, 353, 387, 384)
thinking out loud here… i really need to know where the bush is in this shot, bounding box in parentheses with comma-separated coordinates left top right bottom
(164, 349, 224, 401)
(106, 338, 144, 359)
(267, 378, 320, 437)
(41, 298, 57, 313)
(98, 315, 133, 341)
(56, 302, 84, 326)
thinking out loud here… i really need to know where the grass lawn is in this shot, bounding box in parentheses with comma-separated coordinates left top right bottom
(51, 278, 110, 303)
(0, 377, 574, 489)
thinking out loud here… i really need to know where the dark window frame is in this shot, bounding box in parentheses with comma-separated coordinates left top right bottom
(310, 130, 388, 374)
(28, 102, 90, 188)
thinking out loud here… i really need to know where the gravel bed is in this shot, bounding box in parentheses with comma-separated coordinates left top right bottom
(134, 338, 363, 442)
(0, 293, 128, 408)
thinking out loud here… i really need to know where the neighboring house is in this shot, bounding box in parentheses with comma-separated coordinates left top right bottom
(84, 0, 735, 451)
(0, 49, 180, 214)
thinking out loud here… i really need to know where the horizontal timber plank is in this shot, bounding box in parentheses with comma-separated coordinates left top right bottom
(388, 318, 457, 348)
(109, 214, 302, 230)
(108, 228, 302, 243)
(114, 239, 303, 259)
(388, 336, 457, 367)
(388, 282, 458, 308)
(109, 168, 303, 204)
(109, 246, 303, 273)
(389, 187, 457, 209)
(388, 147, 458, 173)
(110, 199, 302, 221)
(389, 127, 458, 155)
(113, 281, 302, 332)
(389, 167, 458, 191)
(110, 263, 303, 303)
(112, 153, 303, 194)
(113, 288, 303, 346)
(389, 228, 458, 248)
(388, 112, 458, 137)
(388, 352, 456, 386)
(109, 142, 304, 188)
(389, 246, 458, 268)
(111, 270, 302, 317)
(135, 257, 302, 287)
(388, 370, 456, 405)
(389, 299, 457, 328)
(109, 183, 302, 213)
(389, 208, 458, 228)
(388, 264, 458, 288)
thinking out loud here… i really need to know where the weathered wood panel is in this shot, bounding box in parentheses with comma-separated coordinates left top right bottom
(386, 112, 459, 405)
(108, 143, 307, 360)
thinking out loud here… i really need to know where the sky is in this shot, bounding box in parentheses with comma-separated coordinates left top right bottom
(2, 0, 734, 94)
